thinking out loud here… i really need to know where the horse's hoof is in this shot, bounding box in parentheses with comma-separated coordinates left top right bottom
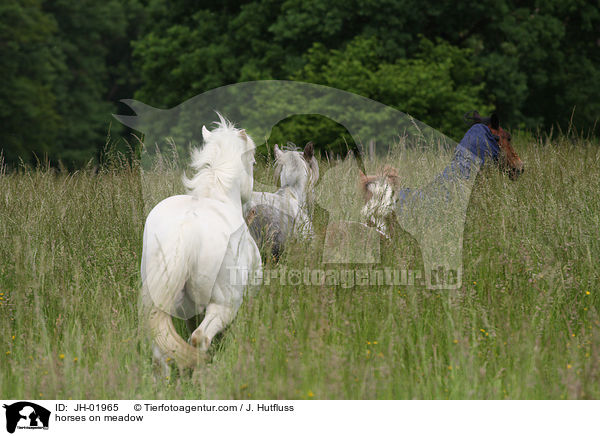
(190, 331, 210, 352)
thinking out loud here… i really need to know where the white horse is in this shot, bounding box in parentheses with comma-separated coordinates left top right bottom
(243, 142, 319, 258)
(140, 116, 261, 371)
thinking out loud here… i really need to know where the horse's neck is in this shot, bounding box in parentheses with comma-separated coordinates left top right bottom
(192, 184, 244, 212)
(276, 181, 307, 208)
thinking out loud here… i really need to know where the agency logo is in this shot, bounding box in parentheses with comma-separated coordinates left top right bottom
(115, 80, 472, 298)
(2, 402, 50, 434)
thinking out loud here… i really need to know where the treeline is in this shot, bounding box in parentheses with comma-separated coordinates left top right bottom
(1, 0, 599, 167)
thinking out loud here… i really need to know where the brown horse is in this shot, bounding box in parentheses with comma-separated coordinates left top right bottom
(359, 112, 524, 236)
(464, 111, 524, 180)
(355, 112, 525, 289)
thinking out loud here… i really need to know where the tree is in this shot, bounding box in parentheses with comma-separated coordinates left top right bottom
(0, 0, 145, 167)
(132, 0, 600, 134)
(43, 0, 138, 166)
(0, 0, 61, 163)
(293, 36, 493, 141)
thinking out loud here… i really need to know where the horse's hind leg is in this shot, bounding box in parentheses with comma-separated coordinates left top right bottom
(189, 303, 236, 352)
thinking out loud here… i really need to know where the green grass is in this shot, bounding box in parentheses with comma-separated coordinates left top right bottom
(0, 132, 599, 399)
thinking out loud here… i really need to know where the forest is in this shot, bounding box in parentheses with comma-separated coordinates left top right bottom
(1, 0, 599, 166)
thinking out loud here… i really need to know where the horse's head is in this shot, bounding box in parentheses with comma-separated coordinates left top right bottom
(238, 128, 257, 203)
(273, 141, 320, 204)
(358, 165, 399, 235)
(464, 111, 524, 180)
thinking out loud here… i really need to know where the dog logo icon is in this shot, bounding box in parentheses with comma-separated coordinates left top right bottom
(2, 402, 50, 433)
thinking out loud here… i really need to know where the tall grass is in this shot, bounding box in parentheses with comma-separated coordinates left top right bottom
(0, 132, 598, 399)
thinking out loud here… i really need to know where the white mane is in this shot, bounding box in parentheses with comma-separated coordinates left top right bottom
(361, 177, 395, 233)
(274, 146, 319, 196)
(183, 115, 255, 199)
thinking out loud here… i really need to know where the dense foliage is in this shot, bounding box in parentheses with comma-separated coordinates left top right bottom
(1, 0, 599, 166)
(0, 0, 144, 166)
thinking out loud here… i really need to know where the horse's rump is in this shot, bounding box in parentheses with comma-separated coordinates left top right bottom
(142, 195, 245, 315)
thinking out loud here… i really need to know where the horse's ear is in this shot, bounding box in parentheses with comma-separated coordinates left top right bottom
(490, 113, 500, 130)
(239, 128, 248, 140)
(471, 111, 484, 123)
(382, 165, 398, 178)
(383, 165, 400, 187)
(464, 110, 483, 125)
(274, 144, 283, 159)
(359, 169, 369, 190)
(202, 125, 211, 141)
(359, 169, 367, 182)
(303, 141, 314, 161)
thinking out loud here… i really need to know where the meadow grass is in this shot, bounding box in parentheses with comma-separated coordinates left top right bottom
(0, 132, 599, 399)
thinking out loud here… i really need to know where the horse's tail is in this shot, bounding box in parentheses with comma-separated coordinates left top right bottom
(140, 228, 203, 369)
(146, 304, 202, 369)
